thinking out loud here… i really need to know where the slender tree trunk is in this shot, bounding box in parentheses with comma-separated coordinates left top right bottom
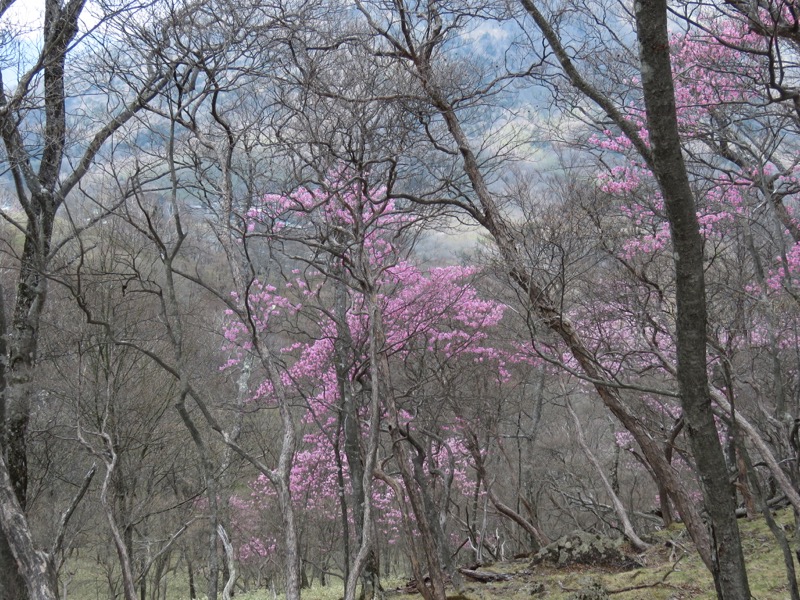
(187, 553, 197, 600)
(465, 433, 549, 549)
(566, 401, 649, 551)
(367, 291, 446, 600)
(739, 443, 800, 600)
(333, 418, 352, 584)
(161, 112, 222, 600)
(175, 401, 220, 600)
(373, 468, 436, 600)
(335, 276, 381, 600)
(633, 2, 750, 597)
(100, 455, 138, 600)
(218, 525, 236, 600)
(407, 430, 463, 592)
(342, 259, 399, 600)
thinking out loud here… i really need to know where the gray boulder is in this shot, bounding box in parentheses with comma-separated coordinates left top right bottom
(530, 531, 640, 570)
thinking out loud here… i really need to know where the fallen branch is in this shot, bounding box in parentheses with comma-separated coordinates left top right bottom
(607, 556, 685, 595)
(458, 568, 512, 582)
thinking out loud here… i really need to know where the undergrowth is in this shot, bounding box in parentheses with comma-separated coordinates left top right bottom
(65, 509, 798, 600)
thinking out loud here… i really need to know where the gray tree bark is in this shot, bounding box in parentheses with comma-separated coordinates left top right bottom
(0, 456, 57, 600)
(335, 275, 382, 600)
(633, 1, 750, 597)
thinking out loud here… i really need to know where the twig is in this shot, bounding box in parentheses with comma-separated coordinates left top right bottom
(52, 463, 97, 568)
(607, 556, 685, 595)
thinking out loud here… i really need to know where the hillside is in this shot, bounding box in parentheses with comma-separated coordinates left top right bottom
(414, 510, 794, 600)
(61, 509, 796, 599)
(254, 509, 792, 600)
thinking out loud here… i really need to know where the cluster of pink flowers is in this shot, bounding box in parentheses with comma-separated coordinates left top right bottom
(221, 172, 515, 562)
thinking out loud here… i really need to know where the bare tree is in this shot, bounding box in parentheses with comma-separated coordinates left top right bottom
(0, 0, 192, 595)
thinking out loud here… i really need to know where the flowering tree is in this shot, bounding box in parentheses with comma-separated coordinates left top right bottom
(324, 0, 800, 595)
(222, 173, 511, 600)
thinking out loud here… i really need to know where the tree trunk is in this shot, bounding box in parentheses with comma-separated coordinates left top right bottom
(0, 533, 27, 600)
(633, 2, 750, 597)
(566, 401, 650, 551)
(187, 553, 197, 600)
(335, 277, 382, 600)
(218, 525, 237, 600)
(1, 200, 56, 600)
(0, 455, 58, 600)
(465, 433, 549, 549)
(0, 283, 28, 600)
(0, 0, 165, 594)
(368, 295, 446, 600)
(175, 400, 220, 600)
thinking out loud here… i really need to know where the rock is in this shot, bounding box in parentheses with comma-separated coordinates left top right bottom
(530, 530, 641, 570)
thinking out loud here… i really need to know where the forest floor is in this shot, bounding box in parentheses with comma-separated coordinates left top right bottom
(434, 506, 794, 600)
(253, 508, 795, 600)
(66, 508, 796, 600)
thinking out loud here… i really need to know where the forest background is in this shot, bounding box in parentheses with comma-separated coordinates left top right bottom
(1, 0, 799, 599)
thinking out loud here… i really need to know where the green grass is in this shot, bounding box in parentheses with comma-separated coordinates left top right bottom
(63, 510, 800, 599)
(429, 509, 797, 600)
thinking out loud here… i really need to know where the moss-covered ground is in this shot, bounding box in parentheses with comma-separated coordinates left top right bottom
(415, 508, 796, 600)
(66, 509, 799, 599)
